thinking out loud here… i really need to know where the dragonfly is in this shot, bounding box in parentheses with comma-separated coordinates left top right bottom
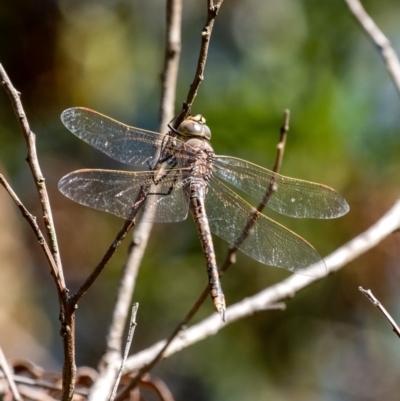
(58, 108, 349, 320)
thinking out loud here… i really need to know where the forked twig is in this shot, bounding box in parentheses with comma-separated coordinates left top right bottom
(0, 64, 76, 401)
(359, 287, 400, 338)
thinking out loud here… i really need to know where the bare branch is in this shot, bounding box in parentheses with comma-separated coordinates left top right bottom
(0, 64, 76, 401)
(109, 304, 139, 401)
(222, 109, 290, 272)
(272, 109, 289, 173)
(71, 216, 137, 306)
(99, 0, 183, 355)
(0, 63, 63, 273)
(359, 287, 400, 338)
(122, 199, 400, 371)
(343, 0, 400, 95)
(174, 1, 225, 126)
(0, 175, 64, 294)
(159, 0, 182, 126)
(87, 2, 182, 400)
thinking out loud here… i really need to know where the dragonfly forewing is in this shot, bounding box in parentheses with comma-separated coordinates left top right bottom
(62, 108, 190, 169)
(205, 177, 327, 277)
(58, 169, 189, 223)
(214, 156, 349, 219)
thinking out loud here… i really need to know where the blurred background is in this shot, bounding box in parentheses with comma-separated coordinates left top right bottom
(1, 0, 400, 400)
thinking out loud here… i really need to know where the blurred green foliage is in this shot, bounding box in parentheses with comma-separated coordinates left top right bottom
(1, 0, 400, 400)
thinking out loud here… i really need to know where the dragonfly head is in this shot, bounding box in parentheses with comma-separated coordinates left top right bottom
(177, 115, 212, 140)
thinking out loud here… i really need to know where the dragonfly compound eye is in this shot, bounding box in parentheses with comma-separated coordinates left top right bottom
(178, 117, 212, 140)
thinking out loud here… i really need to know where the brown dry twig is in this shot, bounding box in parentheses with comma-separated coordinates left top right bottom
(70, 215, 137, 306)
(0, 64, 63, 273)
(359, 287, 400, 339)
(0, 175, 63, 294)
(0, 64, 77, 401)
(174, 0, 225, 127)
(0, 65, 65, 292)
(222, 109, 290, 276)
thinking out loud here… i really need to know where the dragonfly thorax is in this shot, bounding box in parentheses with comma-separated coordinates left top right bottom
(177, 115, 212, 140)
(182, 137, 215, 182)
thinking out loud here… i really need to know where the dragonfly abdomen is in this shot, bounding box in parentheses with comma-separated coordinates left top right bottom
(187, 181, 226, 320)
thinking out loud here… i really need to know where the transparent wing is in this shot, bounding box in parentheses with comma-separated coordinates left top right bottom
(205, 177, 326, 276)
(58, 169, 189, 222)
(213, 156, 349, 219)
(61, 107, 189, 168)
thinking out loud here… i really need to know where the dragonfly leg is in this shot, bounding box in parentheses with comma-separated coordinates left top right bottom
(147, 152, 176, 169)
(147, 168, 181, 197)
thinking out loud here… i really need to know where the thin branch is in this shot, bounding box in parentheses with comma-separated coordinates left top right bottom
(174, 0, 225, 126)
(159, 0, 182, 127)
(222, 109, 290, 275)
(0, 63, 63, 273)
(70, 216, 137, 306)
(0, 175, 64, 294)
(60, 312, 76, 401)
(109, 304, 139, 401)
(0, 347, 21, 401)
(272, 109, 289, 173)
(99, 0, 183, 356)
(343, 0, 400, 95)
(122, 199, 400, 371)
(359, 287, 400, 338)
(87, 2, 182, 400)
(0, 64, 76, 401)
